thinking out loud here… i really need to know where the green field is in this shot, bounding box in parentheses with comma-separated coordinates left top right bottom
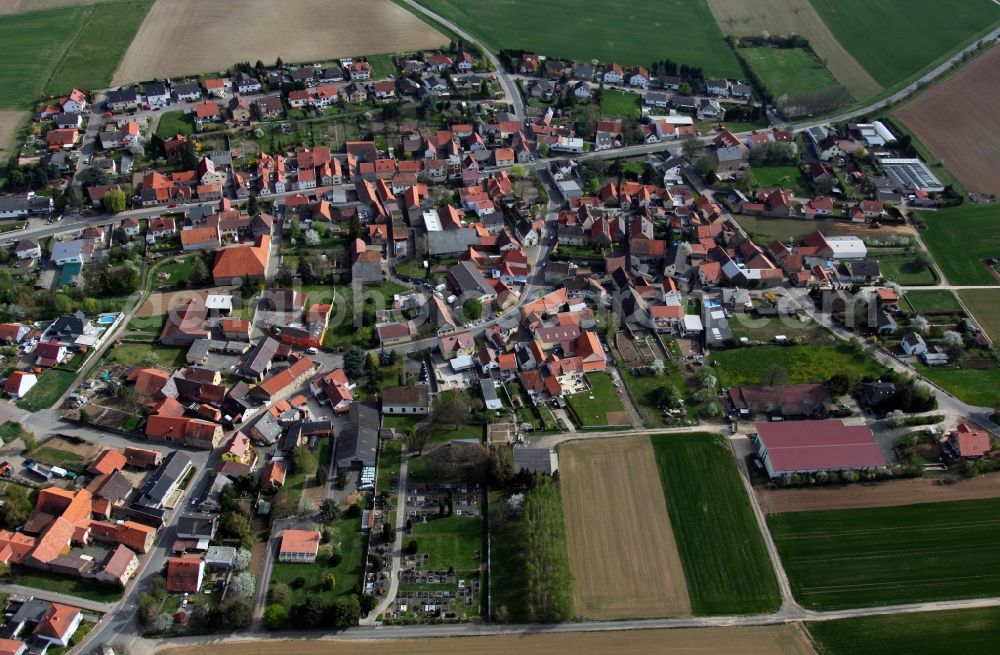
(904, 290, 963, 314)
(599, 90, 641, 118)
(920, 204, 1000, 286)
(651, 433, 780, 614)
(877, 254, 937, 285)
(808, 607, 1000, 655)
(0, 2, 152, 109)
(565, 371, 627, 427)
(770, 498, 1000, 610)
(710, 344, 885, 387)
(918, 365, 1000, 408)
(738, 47, 841, 98)
(408, 514, 482, 576)
(959, 289, 1000, 344)
(810, 0, 1000, 89)
(734, 215, 841, 245)
(728, 315, 832, 343)
(14, 570, 122, 602)
(269, 519, 365, 605)
(749, 165, 811, 195)
(154, 111, 195, 139)
(31, 445, 85, 473)
(109, 343, 186, 369)
(14, 369, 77, 412)
(410, 0, 743, 76)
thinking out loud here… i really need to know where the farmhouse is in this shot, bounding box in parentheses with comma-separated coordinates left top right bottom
(753, 419, 886, 478)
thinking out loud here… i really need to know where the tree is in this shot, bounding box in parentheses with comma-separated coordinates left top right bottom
(681, 135, 701, 161)
(103, 189, 127, 214)
(137, 593, 159, 628)
(695, 156, 715, 179)
(222, 512, 251, 541)
(224, 599, 252, 628)
(826, 373, 852, 396)
(247, 193, 259, 216)
(911, 315, 930, 335)
(885, 409, 906, 428)
(320, 499, 342, 522)
(510, 164, 527, 180)
(489, 446, 514, 486)
(292, 446, 317, 475)
(297, 595, 327, 628)
(405, 427, 430, 455)
(760, 364, 789, 387)
(462, 298, 483, 320)
(331, 595, 361, 628)
(264, 604, 289, 630)
(325, 573, 337, 590)
(180, 140, 199, 171)
(941, 330, 965, 358)
(269, 583, 292, 606)
(230, 571, 256, 599)
(406, 539, 419, 555)
(189, 257, 210, 287)
(344, 345, 367, 378)
(232, 548, 251, 571)
(0, 484, 32, 529)
(19, 430, 37, 452)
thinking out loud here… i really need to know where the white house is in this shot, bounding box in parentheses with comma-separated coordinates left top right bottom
(14, 239, 41, 260)
(480, 379, 503, 410)
(4, 371, 37, 398)
(901, 332, 928, 357)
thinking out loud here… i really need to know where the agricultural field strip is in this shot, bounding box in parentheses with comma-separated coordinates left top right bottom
(895, 46, 1000, 195)
(560, 437, 691, 619)
(705, 0, 881, 100)
(112, 0, 447, 84)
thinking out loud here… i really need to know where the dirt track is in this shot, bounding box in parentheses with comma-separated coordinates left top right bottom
(163, 624, 816, 655)
(561, 437, 691, 620)
(758, 474, 1000, 514)
(112, 0, 447, 84)
(895, 46, 1000, 195)
(706, 0, 882, 100)
(0, 111, 23, 159)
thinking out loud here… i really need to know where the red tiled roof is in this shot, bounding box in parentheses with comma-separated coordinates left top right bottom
(755, 419, 885, 474)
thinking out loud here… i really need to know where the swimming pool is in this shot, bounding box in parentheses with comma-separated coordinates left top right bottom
(96, 315, 117, 325)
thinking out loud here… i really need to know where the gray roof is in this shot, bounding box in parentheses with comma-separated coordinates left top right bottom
(335, 403, 379, 467)
(134, 451, 192, 509)
(51, 239, 83, 261)
(205, 545, 237, 567)
(241, 336, 279, 378)
(107, 88, 138, 104)
(513, 448, 558, 475)
(427, 228, 479, 256)
(449, 260, 490, 295)
(177, 512, 218, 539)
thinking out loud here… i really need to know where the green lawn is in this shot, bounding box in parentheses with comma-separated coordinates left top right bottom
(269, 519, 365, 604)
(13, 569, 122, 602)
(409, 0, 743, 76)
(599, 90, 641, 119)
(808, 607, 1000, 655)
(0, 422, 28, 444)
(734, 214, 840, 245)
(877, 254, 937, 285)
(109, 343, 186, 369)
(564, 371, 626, 427)
(47, 1, 153, 98)
(377, 438, 402, 493)
(810, 0, 1000, 89)
(409, 514, 483, 575)
(769, 498, 1000, 610)
(154, 110, 195, 139)
(917, 365, 1000, 408)
(0, 2, 152, 109)
(710, 344, 885, 387)
(31, 445, 84, 473)
(738, 47, 841, 98)
(14, 369, 77, 412)
(919, 204, 1000, 286)
(651, 433, 780, 614)
(904, 290, 963, 314)
(728, 315, 833, 343)
(749, 165, 811, 195)
(127, 313, 168, 334)
(959, 288, 1000, 345)
(365, 53, 399, 79)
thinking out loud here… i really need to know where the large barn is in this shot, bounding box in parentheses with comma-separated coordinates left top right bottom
(752, 419, 885, 478)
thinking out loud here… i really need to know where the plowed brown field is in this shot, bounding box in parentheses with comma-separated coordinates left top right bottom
(163, 625, 816, 655)
(706, 0, 882, 100)
(112, 0, 446, 84)
(560, 437, 690, 620)
(0, 111, 23, 158)
(895, 46, 1000, 195)
(758, 473, 1000, 514)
